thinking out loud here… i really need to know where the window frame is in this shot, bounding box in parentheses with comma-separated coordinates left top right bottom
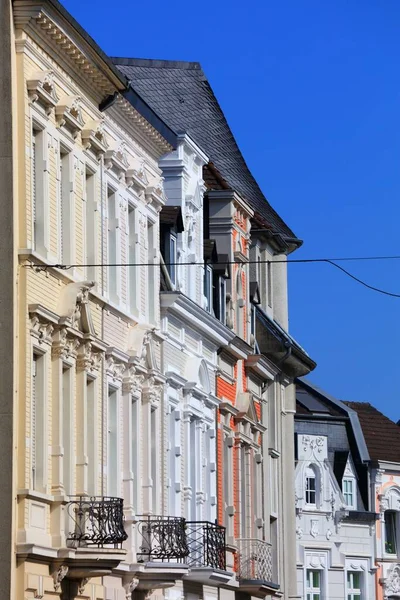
(347, 570, 362, 600)
(306, 568, 322, 600)
(305, 466, 317, 507)
(204, 263, 213, 313)
(385, 509, 398, 556)
(343, 477, 356, 509)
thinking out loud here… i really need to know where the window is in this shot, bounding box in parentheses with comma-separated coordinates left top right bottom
(151, 407, 157, 513)
(385, 510, 398, 554)
(250, 304, 256, 342)
(147, 220, 156, 322)
(168, 233, 177, 286)
(107, 387, 118, 496)
(62, 365, 73, 495)
(59, 148, 72, 264)
(32, 126, 48, 254)
(85, 169, 96, 281)
(305, 467, 316, 505)
(128, 205, 137, 315)
(343, 478, 355, 509)
(107, 187, 118, 303)
(219, 277, 226, 324)
(267, 261, 273, 308)
(306, 569, 321, 600)
(347, 571, 362, 600)
(204, 264, 213, 313)
(32, 353, 45, 491)
(86, 376, 96, 496)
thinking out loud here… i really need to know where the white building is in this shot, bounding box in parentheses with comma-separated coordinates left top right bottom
(295, 380, 377, 600)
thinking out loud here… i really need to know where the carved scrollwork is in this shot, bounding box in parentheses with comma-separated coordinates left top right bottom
(52, 329, 80, 360)
(384, 564, 400, 598)
(123, 366, 145, 394)
(76, 341, 102, 372)
(30, 315, 54, 346)
(123, 577, 139, 600)
(52, 565, 68, 592)
(142, 375, 163, 406)
(55, 95, 85, 138)
(81, 119, 108, 158)
(105, 355, 126, 381)
(27, 70, 59, 114)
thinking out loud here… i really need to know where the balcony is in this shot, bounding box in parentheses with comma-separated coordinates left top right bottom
(237, 538, 279, 597)
(133, 515, 189, 589)
(63, 496, 127, 579)
(184, 521, 232, 585)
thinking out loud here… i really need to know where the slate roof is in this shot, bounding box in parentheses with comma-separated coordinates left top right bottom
(344, 401, 400, 463)
(111, 58, 297, 240)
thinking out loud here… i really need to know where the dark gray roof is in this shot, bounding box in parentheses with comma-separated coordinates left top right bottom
(111, 57, 297, 239)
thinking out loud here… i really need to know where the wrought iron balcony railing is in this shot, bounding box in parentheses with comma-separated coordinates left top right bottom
(185, 521, 226, 570)
(238, 538, 273, 583)
(136, 515, 189, 562)
(66, 496, 128, 548)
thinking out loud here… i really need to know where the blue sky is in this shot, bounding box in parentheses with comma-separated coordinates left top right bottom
(63, 0, 400, 420)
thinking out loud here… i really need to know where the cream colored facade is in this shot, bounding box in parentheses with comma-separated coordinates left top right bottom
(9, 1, 175, 598)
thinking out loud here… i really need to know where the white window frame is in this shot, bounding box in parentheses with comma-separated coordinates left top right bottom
(168, 232, 177, 286)
(305, 466, 317, 507)
(147, 218, 157, 323)
(107, 384, 120, 497)
(86, 374, 97, 496)
(219, 276, 226, 324)
(167, 398, 181, 517)
(384, 509, 399, 556)
(62, 362, 74, 495)
(59, 141, 75, 265)
(84, 165, 98, 282)
(107, 184, 120, 304)
(343, 477, 356, 509)
(31, 348, 48, 493)
(127, 202, 139, 316)
(31, 116, 49, 256)
(204, 264, 213, 313)
(306, 569, 322, 600)
(204, 423, 216, 522)
(347, 570, 362, 600)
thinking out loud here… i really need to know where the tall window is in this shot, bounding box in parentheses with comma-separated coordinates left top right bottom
(240, 444, 250, 537)
(267, 260, 273, 308)
(151, 407, 157, 513)
(305, 467, 316, 505)
(168, 233, 177, 286)
(32, 126, 47, 254)
(147, 220, 156, 322)
(107, 387, 118, 496)
(343, 478, 355, 509)
(219, 277, 226, 324)
(128, 205, 137, 315)
(59, 148, 72, 264)
(85, 169, 96, 280)
(347, 571, 362, 600)
(32, 130, 37, 247)
(306, 570, 321, 600)
(62, 365, 72, 495)
(86, 376, 96, 495)
(32, 353, 45, 491)
(204, 265, 213, 313)
(223, 435, 233, 524)
(385, 510, 398, 554)
(131, 397, 139, 511)
(107, 187, 118, 303)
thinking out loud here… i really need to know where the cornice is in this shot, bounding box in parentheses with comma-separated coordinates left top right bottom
(13, 2, 123, 99)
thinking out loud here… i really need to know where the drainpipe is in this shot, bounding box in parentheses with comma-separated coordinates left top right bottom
(276, 340, 292, 368)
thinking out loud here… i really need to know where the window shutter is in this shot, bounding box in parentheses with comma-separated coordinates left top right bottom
(32, 132, 36, 230)
(32, 355, 37, 488)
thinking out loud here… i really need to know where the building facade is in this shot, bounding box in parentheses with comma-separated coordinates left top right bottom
(346, 401, 400, 600)
(112, 58, 316, 600)
(0, 2, 317, 598)
(294, 380, 377, 600)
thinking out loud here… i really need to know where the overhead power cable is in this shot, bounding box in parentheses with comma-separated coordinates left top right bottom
(24, 254, 400, 299)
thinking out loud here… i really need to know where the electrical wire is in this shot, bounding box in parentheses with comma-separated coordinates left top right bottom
(24, 254, 400, 298)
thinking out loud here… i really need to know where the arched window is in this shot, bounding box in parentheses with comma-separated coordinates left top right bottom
(305, 466, 317, 506)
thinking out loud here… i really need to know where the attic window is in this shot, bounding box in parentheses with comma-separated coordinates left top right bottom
(305, 466, 317, 506)
(343, 478, 356, 509)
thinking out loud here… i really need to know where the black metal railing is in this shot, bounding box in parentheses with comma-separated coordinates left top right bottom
(186, 521, 226, 570)
(66, 496, 128, 548)
(136, 515, 189, 562)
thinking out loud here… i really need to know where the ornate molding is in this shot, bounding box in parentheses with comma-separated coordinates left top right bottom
(142, 375, 163, 406)
(27, 70, 59, 114)
(105, 354, 127, 381)
(145, 178, 166, 212)
(104, 142, 130, 179)
(78, 578, 89, 596)
(55, 95, 85, 138)
(384, 564, 400, 598)
(52, 565, 68, 592)
(123, 577, 139, 600)
(126, 158, 148, 191)
(81, 119, 108, 158)
(52, 328, 80, 360)
(76, 341, 102, 372)
(122, 366, 145, 394)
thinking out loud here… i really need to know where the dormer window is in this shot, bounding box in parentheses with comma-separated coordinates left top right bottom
(343, 478, 355, 509)
(305, 466, 317, 506)
(213, 254, 229, 325)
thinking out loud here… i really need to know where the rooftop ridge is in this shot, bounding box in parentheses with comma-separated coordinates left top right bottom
(111, 57, 202, 71)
